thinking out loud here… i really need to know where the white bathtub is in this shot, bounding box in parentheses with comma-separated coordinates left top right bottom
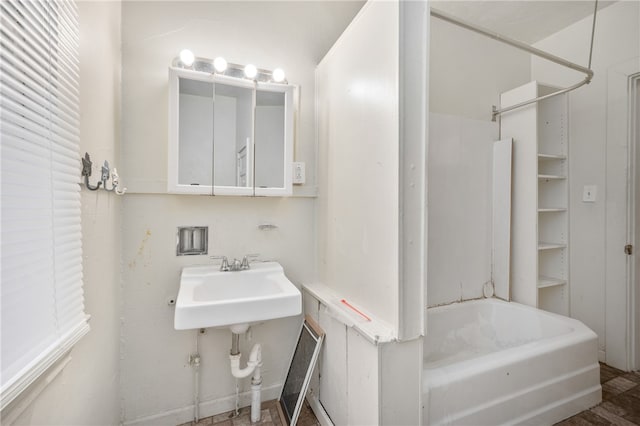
(423, 299, 601, 425)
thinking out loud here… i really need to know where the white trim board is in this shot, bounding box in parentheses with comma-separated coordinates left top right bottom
(605, 57, 640, 371)
(122, 384, 281, 426)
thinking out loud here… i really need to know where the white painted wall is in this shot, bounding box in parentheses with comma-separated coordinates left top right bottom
(427, 8, 530, 306)
(531, 0, 640, 367)
(316, 0, 400, 329)
(427, 113, 497, 306)
(120, 196, 314, 424)
(313, 2, 427, 423)
(429, 4, 531, 121)
(14, 2, 122, 424)
(119, 2, 363, 423)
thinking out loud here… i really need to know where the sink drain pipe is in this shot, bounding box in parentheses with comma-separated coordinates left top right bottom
(231, 332, 240, 356)
(190, 329, 204, 423)
(229, 332, 263, 422)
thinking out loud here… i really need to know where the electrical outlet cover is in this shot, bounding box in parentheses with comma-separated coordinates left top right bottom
(293, 162, 305, 184)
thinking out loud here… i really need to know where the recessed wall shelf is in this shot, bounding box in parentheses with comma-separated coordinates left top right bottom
(538, 242, 567, 250)
(502, 81, 569, 316)
(538, 208, 567, 213)
(176, 226, 208, 256)
(538, 153, 567, 161)
(538, 174, 566, 180)
(537, 276, 567, 289)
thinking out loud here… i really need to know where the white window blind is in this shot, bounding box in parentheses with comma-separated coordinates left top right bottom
(0, 0, 89, 409)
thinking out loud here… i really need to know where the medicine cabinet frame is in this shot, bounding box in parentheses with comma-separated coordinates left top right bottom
(168, 67, 294, 196)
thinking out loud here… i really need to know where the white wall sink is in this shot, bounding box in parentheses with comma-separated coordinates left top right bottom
(174, 261, 301, 330)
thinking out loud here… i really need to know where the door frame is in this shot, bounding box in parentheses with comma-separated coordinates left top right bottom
(630, 73, 640, 371)
(605, 58, 640, 371)
(604, 57, 640, 371)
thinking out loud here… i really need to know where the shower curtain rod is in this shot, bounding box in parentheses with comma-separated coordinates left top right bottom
(430, 3, 597, 121)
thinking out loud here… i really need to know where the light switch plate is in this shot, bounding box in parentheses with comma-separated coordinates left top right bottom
(583, 185, 597, 202)
(293, 162, 305, 184)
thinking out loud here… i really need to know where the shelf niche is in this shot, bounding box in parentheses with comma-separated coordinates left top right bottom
(501, 81, 569, 316)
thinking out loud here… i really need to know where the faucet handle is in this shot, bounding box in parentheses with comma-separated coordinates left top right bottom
(240, 253, 259, 270)
(210, 255, 230, 271)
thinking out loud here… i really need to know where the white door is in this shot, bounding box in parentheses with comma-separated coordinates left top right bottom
(605, 63, 640, 371)
(633, 75, 640, 370)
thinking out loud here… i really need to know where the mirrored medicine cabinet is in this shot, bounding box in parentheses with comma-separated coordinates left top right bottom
(168, 67, 294, 196)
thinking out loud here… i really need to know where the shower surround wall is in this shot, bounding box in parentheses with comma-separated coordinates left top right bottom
(119, 2, 362, 424)
(428, 6, 531, 306)
(429, 3, 531, 122)
(427, 113, 495, 305)
(13, 2, 122, 424)
(531, 1, 640, 369)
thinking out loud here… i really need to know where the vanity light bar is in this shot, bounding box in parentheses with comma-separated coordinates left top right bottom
(172, 52, 287, 84)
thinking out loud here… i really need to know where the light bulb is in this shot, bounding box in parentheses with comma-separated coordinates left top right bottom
(244, 64, 257, 79)
(272, 68, 285, 83)
(179, 49, 195, 67)
(213, 57, 227, 73)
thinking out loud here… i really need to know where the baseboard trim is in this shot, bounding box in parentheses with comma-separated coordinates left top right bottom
(123, 384, 281, 426)
(306, 392, 334, 426)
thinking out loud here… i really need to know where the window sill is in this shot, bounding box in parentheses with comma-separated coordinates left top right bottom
(1, 319, 90, 421)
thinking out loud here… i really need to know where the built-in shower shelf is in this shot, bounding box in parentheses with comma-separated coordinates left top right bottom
(503, 81, 569, 317)
(537, 276, 567, 289)
(538, 153, 567, 161)
(538, 242, 567, 250)
(538, 174, 566, 180)
(538, 208, 567, 213)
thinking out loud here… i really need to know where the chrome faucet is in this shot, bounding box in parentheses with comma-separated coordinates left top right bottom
(210, 256, 230, 271)
(231, 258, 242, 271)
(211, 254, 259, 272)
(240, 256, 250, 270)
(240, 254, 259, 271)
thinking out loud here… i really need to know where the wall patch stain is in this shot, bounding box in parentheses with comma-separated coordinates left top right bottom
(138, 229, 152, 255)
(129, 229, 152, 270)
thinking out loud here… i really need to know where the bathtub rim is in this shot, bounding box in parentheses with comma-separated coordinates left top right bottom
(423, 298, 599, 386)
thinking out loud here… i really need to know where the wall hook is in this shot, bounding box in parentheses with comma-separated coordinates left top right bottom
(112, 168, 127, 195)
(101, 160, 115, 191)
(81, 153, 127, 195)
(81, 153, 102, 191)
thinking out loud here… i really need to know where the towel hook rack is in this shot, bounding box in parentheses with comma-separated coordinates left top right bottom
(81, 153, 102, 191)
(80, 152, 127, 195)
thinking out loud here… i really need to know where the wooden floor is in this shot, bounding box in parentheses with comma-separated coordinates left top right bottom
(177, 399, 319, 426)
(555, 363, 640, 425)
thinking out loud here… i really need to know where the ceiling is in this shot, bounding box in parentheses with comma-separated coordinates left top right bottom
(430, 0, 616, 44)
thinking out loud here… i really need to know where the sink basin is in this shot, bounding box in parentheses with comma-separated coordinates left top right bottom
(174, 261, 301, 330)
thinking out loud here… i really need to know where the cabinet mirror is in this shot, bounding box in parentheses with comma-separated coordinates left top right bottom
(168, 67, 294, 196)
